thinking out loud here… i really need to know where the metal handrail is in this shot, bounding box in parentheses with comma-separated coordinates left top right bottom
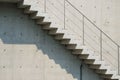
(66, 0, 119, 47)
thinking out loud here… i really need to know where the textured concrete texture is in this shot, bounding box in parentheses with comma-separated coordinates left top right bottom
(21, 0, 120, 71)
(0, 3, 103, 80)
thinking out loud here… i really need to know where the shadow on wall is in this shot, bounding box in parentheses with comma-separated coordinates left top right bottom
(0, 2, 102, 80)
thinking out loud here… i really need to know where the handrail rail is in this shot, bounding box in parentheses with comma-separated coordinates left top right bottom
(65, 0, 119, 47)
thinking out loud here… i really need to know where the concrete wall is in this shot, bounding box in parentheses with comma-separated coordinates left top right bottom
(0, 3, 103, 80)
(22, 0, 120, 71)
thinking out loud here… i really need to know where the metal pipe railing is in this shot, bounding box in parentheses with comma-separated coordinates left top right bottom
(44, 0, 46, 13)
(118, 46, 120, 74)
(100, 31, 103, 61)
(82, 15, 85, 45)
(64, 0, 66, 29)
(65, 0, 120, 75)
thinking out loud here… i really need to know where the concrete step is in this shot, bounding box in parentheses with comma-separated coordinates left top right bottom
(49, 28, 67, 35)
(100, 74, 119, 80)
(79, 54, 100, 60)
(30, 12, 49, 19)
(84, 60, 105, 65)
(17, 1, 30, 8)
(35, 14, 52, 25)
(42, 24, 58, 30)
(66, 44, 83, 50)
(95, 69, 117, 75)
(61, 39, 82, 45)
(23, 6, 37, 14)
(89, 64, 110, 70)
(71, 46, 90, 55)
(55, 33, 75, 40)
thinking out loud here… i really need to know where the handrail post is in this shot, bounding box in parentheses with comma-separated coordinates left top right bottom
(118, 46, 120, 75)
(82, 15, 84, 45)
(64, 0, 66, 29)
(44, 0, 46, 13)
(100, 31, 102, 60)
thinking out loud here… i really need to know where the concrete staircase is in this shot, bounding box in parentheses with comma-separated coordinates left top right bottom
(3, 0, 120, 80)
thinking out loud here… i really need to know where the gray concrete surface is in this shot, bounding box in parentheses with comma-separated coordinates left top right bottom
(22, 0, 120, 71)
(0, 3, 103, 80)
